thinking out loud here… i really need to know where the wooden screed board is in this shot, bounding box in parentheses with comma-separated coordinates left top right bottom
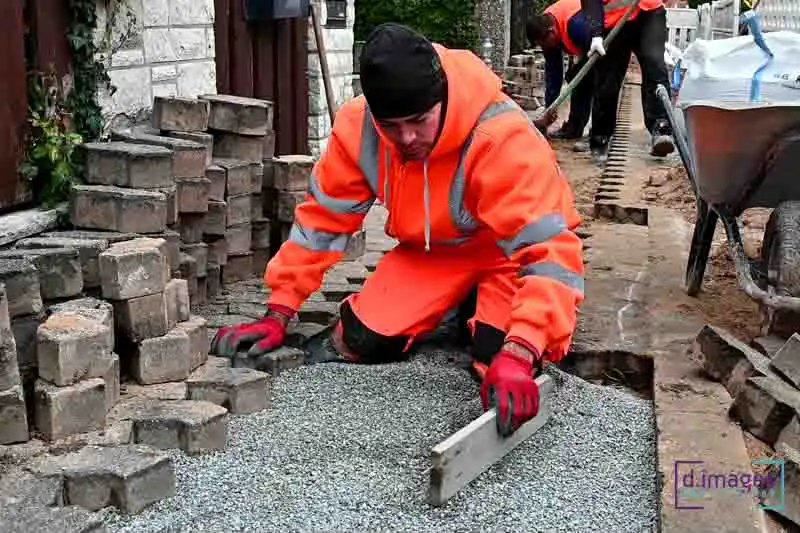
(428, 374, 555, 506)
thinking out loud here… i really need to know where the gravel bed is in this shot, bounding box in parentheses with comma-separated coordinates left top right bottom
(103, 351, 658, 532)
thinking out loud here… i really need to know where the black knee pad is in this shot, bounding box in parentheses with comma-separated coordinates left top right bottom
(339, 300, 409, 363)
(472, 322, 506, 366)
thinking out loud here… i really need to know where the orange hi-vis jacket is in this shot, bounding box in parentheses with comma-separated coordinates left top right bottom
(602, 0, 663, 27)
(545, 0, 589, 56)
(265, 44, 585, 360)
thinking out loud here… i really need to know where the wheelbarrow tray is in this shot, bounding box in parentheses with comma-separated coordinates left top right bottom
(679, 101, 800, 214)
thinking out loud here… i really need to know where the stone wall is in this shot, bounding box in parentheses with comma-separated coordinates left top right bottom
(307, 0, 356, 158)
(96, 0, 217, 133)
(476, 0, 511, 72)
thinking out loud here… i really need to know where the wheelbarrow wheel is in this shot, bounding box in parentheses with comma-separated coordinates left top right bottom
(685, 199, 718, 296)
(760, 201, 800, 336)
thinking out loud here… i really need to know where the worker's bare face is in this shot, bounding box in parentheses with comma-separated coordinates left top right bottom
(377, 102, 443, 161)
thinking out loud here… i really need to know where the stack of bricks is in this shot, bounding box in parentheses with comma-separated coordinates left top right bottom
(503, 52, 547, 111)
(200, 94, 274, 285)
(0, 283, 28, 444)
(97, 238, 209, 388)
(270, 155, 315, 256)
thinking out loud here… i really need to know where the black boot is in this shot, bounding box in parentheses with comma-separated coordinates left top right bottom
(589, 135, 610, 162)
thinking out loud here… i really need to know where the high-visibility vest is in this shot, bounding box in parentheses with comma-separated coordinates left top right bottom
(544, 0, 584, 56)
(603, 0, 664, 27)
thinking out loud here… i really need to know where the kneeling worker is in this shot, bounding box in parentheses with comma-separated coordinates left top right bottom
(210, 23, 585, 437)
(526, 0, 603, 140)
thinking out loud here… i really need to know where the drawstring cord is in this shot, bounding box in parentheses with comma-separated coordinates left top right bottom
(423, 160, 431, 252)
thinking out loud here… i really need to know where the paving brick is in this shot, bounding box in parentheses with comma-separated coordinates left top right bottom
(181, 243, 208, 278)
(168, 130, 214, 167)
(751, 335, 787, 358)
(0, 284, 9, 333)
(0, 386, 28, 444)
(213, 132, 264, 163)
(99, 237, 170, 300)
(343, 229, 366, 261)
(222, 253, 254, 284)
(284, 322, 328, 349)
(277, 190, 305, 222)
(175, 177, 210, 213)
(273, 154, 314, 191)
(328, 261, 370, 284)
(251, 193, 263, 221)
(123, 382, 187, 400)
(251, 218, 271, 249)
(178, 213, 205, 244)
(264, 130, 276, 159)
(114, 292, 169, 342)
(213, 159, 252, 198)
(205, 237, 228, 266)
(319, 282, 360, 302)
(0, 501, 105, 532)
(11, 312, 45, 379)
(695, 324, 772, 390)
(111, 129, 207, 179)
(252, 249, 269, 278)
(0, 259, 42, 319)
(263, 187, 278, 219)
(187, 363, 269, 414)
(0, 468, 62, 506)
(226, 194, 251, 227)
(227, 302, 264, 319)
(36, 312, 112, 387)
(71, 185, 167, 234)
(204, 200, 227, 236)
(0, 248, 82, 300)
(202, 94, 273, 135)
(262, 158, 275, 187)
(97, 353, 120, 412)
(206, 265, 221, 300)
(165, 279, 191, 326)
(778, 415, 800, 452)
(232, 346, 305, 377)
(762, 444, 800, 525)
(0, 335, 21, 391)
(16, 236, 109, 289)
(299, 300, 340, 325)
(179, 252, 198, 281)
(48, 297, 114, 347)
(157, 185, 178, 226)
(194, 276, 208, 305)
(30, 443, 175, 514)
(153, 95, 210, 132)
(41, 229, 140, 244)
(145, 229, 181, 274)
(770, 333, 800, 389)
(729, 375, 800, 445)
(114, 398, 228, 454)
(226, 222, 252, 254)
(251, 162, 264, 193)
(176, 316, 209, 370)
(84, 141, 173, 189)
(206, 164, 226, 201)
(359, 251, 383, 272)
(132, 327, 191, 385)
(34, 378, 106, 441)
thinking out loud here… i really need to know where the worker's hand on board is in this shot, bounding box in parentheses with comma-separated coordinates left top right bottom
(589, 37, 606, 57)
(480, 344, 541, 437)
(209, 304, 294, 357)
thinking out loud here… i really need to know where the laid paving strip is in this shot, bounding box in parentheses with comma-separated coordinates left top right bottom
(101, 353, 658, 532)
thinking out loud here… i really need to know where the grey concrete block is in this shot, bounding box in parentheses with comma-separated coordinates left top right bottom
(213, 133, 264, 163)
(97, 353, 120, 412)
(34, 378, 106, 441)
(176, 315, 209, 371)
(250, 162, 264, 193)
(226, 194, 251, 227)
(213, 158, 252, 198)
(48, 297, 115, 349)
(0, 283, 10, 332)
(132, 328, 191, 385)
(232, 345, 305, 377)
(0, 259, 42, 318)
(262, 157, 275, 188)
(181, 243, 208, 278)
(111, 128, 207, 179)
(144, 229, 181, 274)
(157, 185, 178, 226)
(115, 398, 228, 454)
(122, 382, 187, 401)
(251, 218, 271, 250)
(42, 229, 140, 244)
(0, 501, 105, 532)
(17, 236, 109, 289)
(165, 279, 191, 326)
(273, 154, 314, 192)
(11, 312, 46, 380)
(71, 185, 167, 234)
(264, 130, 275, 159)
(206, 265, 221, 300)
(277, 190, 305, 223)
(225, 223, 252, 255)
(178, 213, 206, 244)
(114, 292, 169, 342)
(176, 176, 210, 213)
(344, 229, 366, 261)
(0, 335, 21, 392)
(251, 193, 263, 221)
(153, 95, 210, 132)
(222, 253, 254, 284)
(99, 238, 170, 300)
(36, 312, 112, 387)
(0, 386, 28, 444)
(201, 94, 273, 135)
(187, 363, 269, 414)
(205, 237, 227, 267)
(167, 130, 214, 167)
(84, 141, 173, 189)
(204, 200, 227, 236)
(696, 325, 774, 395)
(206, 164, 226, 202)
(770, 333, 800, 389)
(729, 375, 800, 445)
(29, 443, 175, 514)
(0, 248, 83, 300)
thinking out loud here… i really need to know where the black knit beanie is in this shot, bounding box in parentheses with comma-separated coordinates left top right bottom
(359, 23, 445, 119)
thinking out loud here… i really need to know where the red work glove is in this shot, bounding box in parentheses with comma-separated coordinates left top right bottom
(480, 348, 540, 437)
(210, 304, 294, 358)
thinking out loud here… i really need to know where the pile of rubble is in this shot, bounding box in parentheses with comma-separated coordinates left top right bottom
(0, 93, 369, 526)
(697, 326, 800, 525)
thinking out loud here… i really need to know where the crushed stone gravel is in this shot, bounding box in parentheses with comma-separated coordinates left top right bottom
(102, 351, 658, 532)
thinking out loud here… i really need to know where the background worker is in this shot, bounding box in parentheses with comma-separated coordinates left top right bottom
(579, 0, 676, 158)
(210, 23, 585, 437)
(526, 0, 605, 140)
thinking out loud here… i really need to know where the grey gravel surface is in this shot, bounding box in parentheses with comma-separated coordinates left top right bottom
(102, 351, 658, 532)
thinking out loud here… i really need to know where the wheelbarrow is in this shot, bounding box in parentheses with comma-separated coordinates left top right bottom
(655, 83, 800, 317)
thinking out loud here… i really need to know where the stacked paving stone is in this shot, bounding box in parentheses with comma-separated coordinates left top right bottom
(0, 283, 28, 444)
(696, 326, 800, 525)
(503, 52, 545, 111)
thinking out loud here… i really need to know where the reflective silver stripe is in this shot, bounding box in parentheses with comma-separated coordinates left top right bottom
(449, 98, 529, 235)
(289, 223, 351, 252)
(358, 108, 381, 195)
(308, 172, 375, 215)
(497, 214, 568, 257)
(520, 262, 585, 293)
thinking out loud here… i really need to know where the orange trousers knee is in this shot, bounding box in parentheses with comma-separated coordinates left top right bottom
(346, 242, 522, 348)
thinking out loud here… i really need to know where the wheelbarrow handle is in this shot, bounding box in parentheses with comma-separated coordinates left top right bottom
(655, 84, 698, 190)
